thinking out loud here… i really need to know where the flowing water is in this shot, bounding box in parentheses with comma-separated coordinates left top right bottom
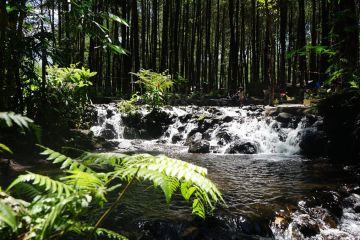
(90, 104, 360, 240)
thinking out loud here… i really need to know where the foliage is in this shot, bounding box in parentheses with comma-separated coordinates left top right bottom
(0, 146, 224, 239)
(132, 70, 173, 110)
(26, 65, 96, 128)
(0, 112, 40, 156)
(118, 94, 141, 114)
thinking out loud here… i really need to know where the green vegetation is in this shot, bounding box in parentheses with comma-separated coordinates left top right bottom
(25, 65, 96, 128)
(132, 69, 173, 110)
(0, 146, 223, 239)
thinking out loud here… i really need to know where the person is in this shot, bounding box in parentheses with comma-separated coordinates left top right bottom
(238, 86, 246, 106)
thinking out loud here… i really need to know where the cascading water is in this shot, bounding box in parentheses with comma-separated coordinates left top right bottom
(90, 104, 314, 155)
(90, 103, 124, 140)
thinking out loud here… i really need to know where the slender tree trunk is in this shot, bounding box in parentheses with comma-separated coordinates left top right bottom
(151, 0, 158, 70)
(297, 0, 307, 87)
(279, 0, 288, 90)
(310, 0, 318, 82)
(228, 0, 238, 93)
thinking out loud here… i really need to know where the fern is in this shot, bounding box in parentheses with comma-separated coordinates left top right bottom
(0, 112, 41, 141)
(62, 171, 109, 206)
(2, 147, 224, 239)
(76, 152, 224, 217)
(39, 146, 94, 173)
(7, 172, 74, 198)
(0, 112, 33, 129)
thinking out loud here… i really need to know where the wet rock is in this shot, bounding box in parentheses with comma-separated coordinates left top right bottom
(225, 140, 259, 154)
(185, 132, 203, 146)
(222, 116, 234, 123)
(100, 123, 117, 139)
(121, 112, 143, 128)
(188, 140, 210, 154)
(188, 133, 210, 153)
(179, 113, 193, 123)
(200, 119, 213, 131)
(106, 109, 114, 118)
(275, 112, 294, 125)
(203, 129, 213, 141)
(354, 205, 360, 213)
(187, 128, 201, 140)
(203, 215, 274, 239)
(123, 127, 141, 139)
(302, 190, 343, 219)
(178, 126, 185, 132)
(143, 110, 172, 138)
(216, 130, 232, 144)
(294, 214, 320, 237)
(171, 133, 182, 144)
(299, 128, 328, 156)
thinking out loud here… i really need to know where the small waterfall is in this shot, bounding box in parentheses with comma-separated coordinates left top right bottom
(90, 103, 124, 140)
(90, 104, 319, 155)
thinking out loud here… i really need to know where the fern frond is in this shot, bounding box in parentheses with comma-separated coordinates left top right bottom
(38, 146, 94, 173)
(77, 152, 128, 166)
(70, 223, 128, 240)
(62, 170, 108, 206)
(7, 172, 74, 198)
(94, 227, 128, 240)
(39, 198, 71, 240)
(108, 153, 223, 217)
(0, 112, 33, 129)
(13, 183, 42, 200)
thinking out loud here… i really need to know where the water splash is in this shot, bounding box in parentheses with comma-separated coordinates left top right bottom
(90, 104, 315, 155)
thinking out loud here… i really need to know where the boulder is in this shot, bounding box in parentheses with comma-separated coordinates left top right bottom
(123, 127, 141, 139)
(299, 128, 328, 157)
(99, 123, 116, 139)
(185, 132, 203, 146)
(216, 130, 232, 143)
(171, 133, 182, 144)
(294, 214, 320, 237)
(222, 115, 234, 123)
(188, 133, 210, 153)
(188, 140, 210, 153)
(225, 140, 259, 154)
(275, 112, 294, 124)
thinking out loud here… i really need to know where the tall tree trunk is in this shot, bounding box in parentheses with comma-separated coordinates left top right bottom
(160, 0, 169, 71)
(131, 0, 140, 73)
(297, 0, 307, 87)
(279, 0, 288, 90)
(319, 0, 329, 79)
(213, 0, 220, 91)
(228, 0, 238, 93)
(151, 0, 158, 70)
(310, 0, 318, 82)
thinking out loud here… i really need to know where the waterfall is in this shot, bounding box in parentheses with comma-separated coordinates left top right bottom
(90, 104, 320, 155)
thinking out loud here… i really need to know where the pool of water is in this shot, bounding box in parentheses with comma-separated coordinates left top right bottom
(96, 144, 359, 239)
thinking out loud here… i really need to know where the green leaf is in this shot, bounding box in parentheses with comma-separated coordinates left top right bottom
(108, 13, 129, 27)
(109, 44, 128, 55)
(6, 5, 17, 13)
(0, 200, 17, 231)
(0, 144, 13, 154)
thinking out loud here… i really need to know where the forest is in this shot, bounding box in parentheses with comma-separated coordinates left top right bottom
(1, 0, 360, 239)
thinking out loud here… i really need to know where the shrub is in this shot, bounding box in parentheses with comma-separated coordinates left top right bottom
(131, 69, 173, 110)
(26, 64, 96, 129)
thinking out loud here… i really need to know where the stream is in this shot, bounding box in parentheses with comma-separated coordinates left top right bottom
(89, 104, 360, 240)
